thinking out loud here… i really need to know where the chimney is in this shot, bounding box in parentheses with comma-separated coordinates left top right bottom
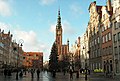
(107, 0, 112, 11)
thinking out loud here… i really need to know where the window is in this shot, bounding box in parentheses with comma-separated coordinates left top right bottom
(109, 46, 112, 54)
(102, 48, 104, 55)
(99, 63, 101, 69)
(108, 33, 111, 40)
(117, 22, 120, 28)
(95, 39, 96, 45)
(114, 47, 118, 55)
(119, 22, 120, 28)
(93, 63, 94, 70)
(98, 49, 100, 56)
(92, 40, 94, 46)
(92, 31, 94, 36)
(102, 26, 105, 32)
(105, 25, 107, 30)
(108, 22, 111, 28)
(102, 36, 105, 43)
(96, 50, 97, 57)
(104, 61, 106, 72)
(119, 46, 120, 54)
(94, 50, 96, 57)
(106, 34, 108, 42)
(93, 50, 94, 58)
(96, 63, 97, 69)
(114, 34, 117, 42)
(91, 51, 92, 58)
(110, 60, 113, 71)
(94, 28, 95, 35)
(96, 50, 98, 57)
(119, 46, 120, 59)
(98, 37, 100, 43)
(105, 47, 107, 55)
(90, 42, 91, 47)
(91, 63, 93, 70)
(103, 14, 105, 20)
(114, 21, 117, 29)
(118, 32, 120, 41)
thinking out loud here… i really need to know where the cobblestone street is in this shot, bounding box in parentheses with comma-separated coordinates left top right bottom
(0, 72, 120, 81)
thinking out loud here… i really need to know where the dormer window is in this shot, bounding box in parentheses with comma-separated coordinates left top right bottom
(103, 14, 105, 20)
(108, 22, 111, 28)
(102, 26, 105, 32)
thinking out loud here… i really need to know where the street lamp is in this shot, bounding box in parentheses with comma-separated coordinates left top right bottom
(13, 39, 24, 80)
(83, 46, 88, 80)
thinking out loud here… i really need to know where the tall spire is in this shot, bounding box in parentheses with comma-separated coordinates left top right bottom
(57, 9, 62, 29)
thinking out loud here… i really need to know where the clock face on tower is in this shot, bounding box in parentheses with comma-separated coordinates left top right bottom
(58, 31, 61, 35)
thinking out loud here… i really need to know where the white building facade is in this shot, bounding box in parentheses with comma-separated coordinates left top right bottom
(112, 0, 120, 75)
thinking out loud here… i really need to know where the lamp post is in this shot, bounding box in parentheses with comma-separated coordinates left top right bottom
(83, 46, 88, 80)
(13, 39, 24, 80)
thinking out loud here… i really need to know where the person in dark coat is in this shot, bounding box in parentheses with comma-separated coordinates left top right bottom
(69, 69, 73, 79)
(31, 69, 34, 78)
(52, 70, 56, 78)
(19, 70, 23, 78)
(36, 69, 40, 79)
(4, 69, 7, 78)
(8, 69, 11, 76)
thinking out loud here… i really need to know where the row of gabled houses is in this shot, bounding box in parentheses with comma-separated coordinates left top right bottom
(0, 30, 24, 71)
(0, 29, 43, 72)
(72, 0, 120, 75)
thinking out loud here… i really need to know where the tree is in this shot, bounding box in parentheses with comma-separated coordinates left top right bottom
(49, 42, 58, 71)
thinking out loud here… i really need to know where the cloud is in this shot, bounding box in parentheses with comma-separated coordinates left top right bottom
(0, 0, 12, 16)
(70, 3, 83, 15)
(63, 20, 76, 34)
(0, 22, 11, 32)
(39, 0, 56, 5)
(50, 20, 76, 35)
(13, 29, 48, 52)
(13, 29, 50, 62)
(50, 23, 56, 33)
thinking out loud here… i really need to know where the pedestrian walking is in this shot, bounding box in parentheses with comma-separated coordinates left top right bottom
(8, 69, 12, 76)
(52, 70, 56, 78)
(63, 69, 66, 75)
(4, 68, 7, 78)
(76, 71, 79, 78)
(69, 69, 73, 79)
(36, 69, 40, 79)
(19, 70, 23, 78)
(31, 69, 35, 78)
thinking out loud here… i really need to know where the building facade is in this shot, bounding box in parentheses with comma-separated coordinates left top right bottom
(11, 41, 24, 68)
(0, 30, 12, 71)
(112, 0, 120, 75)
(88, 1, 102, 71)
(101, 1, 113, 74)
(80, 33, 89, 69)
(0, 29, 24, 72)
(23, 52, 43, 69)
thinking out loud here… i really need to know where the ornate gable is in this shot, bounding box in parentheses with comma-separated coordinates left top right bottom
(101, 6, 111, 29)
(89, 1, 101, 34)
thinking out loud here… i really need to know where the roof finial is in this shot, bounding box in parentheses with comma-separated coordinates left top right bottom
(58, 8, 60, 16)
(56, 7, 61, 29)
(58, 0, 61, 17)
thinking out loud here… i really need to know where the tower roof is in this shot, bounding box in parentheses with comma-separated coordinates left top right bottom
(56, 9, 62, 29)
